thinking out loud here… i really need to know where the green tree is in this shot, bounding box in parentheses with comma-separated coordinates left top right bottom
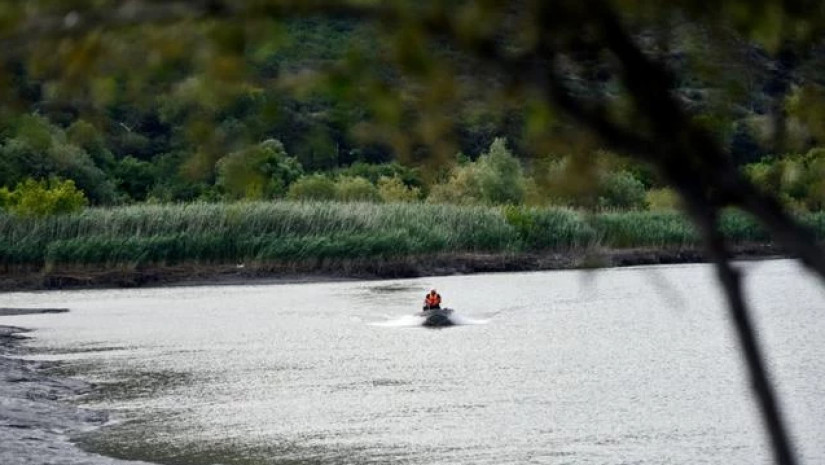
(0, 116, 58, 186)
(114, 156, 157, 202)
(217, 139, 303, 199)
(146, 151, 216, 203)
(66, 120, 115, 170)
(476, 138, 526, 205)
(0, 115, 116, 204)
(48, 140, 117, 204)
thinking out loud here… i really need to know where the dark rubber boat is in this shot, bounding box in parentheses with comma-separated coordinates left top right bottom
(417, 308, 454, 327)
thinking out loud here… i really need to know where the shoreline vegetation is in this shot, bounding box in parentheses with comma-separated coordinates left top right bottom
(2, 200, 815, 292)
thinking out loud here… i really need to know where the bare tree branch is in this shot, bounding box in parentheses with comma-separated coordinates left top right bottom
(580, 5, 800, 462)
(693, 206, 797, 465)
(593, 6, 825, 280)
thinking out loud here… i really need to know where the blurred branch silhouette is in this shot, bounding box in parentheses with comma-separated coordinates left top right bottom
(5, 1, 825, 462)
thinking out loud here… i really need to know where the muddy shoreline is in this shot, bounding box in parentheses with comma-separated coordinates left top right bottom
(0, 243, 784, 292)
(0, 309, 157, 465)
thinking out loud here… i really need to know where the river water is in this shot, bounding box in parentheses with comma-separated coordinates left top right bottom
(2, 259, 824, 464)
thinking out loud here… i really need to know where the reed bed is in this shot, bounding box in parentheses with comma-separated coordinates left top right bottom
(1, 201, 820, 269)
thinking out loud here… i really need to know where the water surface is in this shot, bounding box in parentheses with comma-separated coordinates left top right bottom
(2, 259, 824, 464)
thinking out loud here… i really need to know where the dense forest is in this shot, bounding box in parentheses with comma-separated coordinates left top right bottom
(3, 15, 825, 215)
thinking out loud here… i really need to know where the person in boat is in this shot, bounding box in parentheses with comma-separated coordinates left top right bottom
(423, 289, 442, 310)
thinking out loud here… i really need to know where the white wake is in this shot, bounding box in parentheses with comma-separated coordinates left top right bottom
(369, 312, 489, 327)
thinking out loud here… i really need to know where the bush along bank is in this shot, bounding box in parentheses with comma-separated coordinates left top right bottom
(0, 201, 815, 289)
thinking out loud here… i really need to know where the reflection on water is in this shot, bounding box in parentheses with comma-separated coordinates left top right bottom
(2, 259, 825, 464)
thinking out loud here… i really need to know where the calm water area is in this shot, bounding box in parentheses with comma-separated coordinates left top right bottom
(2, 259, 824, 464)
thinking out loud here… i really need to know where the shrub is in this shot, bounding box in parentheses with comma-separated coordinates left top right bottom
(427, 164, 483, 204)
(745, 159, 782, 196)
(0, 187, 11, 211)
(528, 156, 598, 208)
(646, 188, 681, 210)
(744, 148, 825, 212)
(287, 174, 337, 201)
(336, 161, 423, 189)
(6, 178, 88, 217)
(597, 171, 647, 209)
(335, 176, 380, 202)
(796, 148, 825, 211)
(718, 209, 769, 242)
(377, 176, 421, 202)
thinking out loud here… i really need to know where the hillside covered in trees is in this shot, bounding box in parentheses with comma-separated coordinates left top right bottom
(3, 14, 825, 214)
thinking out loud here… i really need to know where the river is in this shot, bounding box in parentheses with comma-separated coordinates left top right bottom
(1, 259, 824, 464)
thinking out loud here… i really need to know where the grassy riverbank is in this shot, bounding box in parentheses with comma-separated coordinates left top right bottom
(1, 201, 822, 289)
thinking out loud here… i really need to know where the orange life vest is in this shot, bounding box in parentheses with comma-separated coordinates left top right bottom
(425, 292, 441, 306)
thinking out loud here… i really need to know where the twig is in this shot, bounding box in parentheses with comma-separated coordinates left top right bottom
(692, 206, 797, 465)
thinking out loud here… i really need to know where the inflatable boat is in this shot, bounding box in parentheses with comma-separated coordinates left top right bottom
(417, 307, 454, 327)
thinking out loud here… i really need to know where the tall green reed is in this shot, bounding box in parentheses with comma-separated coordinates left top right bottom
(2, 203, 821, 268)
